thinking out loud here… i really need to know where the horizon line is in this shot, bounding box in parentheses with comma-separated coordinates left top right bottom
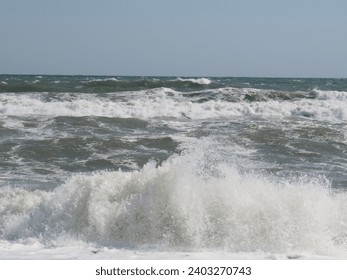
(1, 73, 346, 79)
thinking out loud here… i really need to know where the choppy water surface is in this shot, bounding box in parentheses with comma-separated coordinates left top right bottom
(1, 75, 347, 258)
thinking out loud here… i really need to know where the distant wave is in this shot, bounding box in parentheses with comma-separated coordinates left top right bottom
(84, 77, 119, 83)
(0, 77, 213, 93)
(1, 88, 346, 122)
(176, 78, 212, 85)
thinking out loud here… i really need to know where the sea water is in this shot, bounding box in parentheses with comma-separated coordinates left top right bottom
(1, 75, 347, 259)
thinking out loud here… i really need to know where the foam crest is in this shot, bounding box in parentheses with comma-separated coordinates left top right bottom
(312, 89, 347, 101)
(1, 88, 346, 122)
(2, 139, 347, 256)
(176, 78, 212, 85)
(85, 77, 119, 83)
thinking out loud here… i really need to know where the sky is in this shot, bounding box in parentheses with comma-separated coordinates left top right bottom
(1, 0, 346, 77)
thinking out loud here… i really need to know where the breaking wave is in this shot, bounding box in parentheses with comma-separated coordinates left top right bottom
(1, 138, 347, 256)
(1, 88, 347, 122)
(176, 78, 212, 85)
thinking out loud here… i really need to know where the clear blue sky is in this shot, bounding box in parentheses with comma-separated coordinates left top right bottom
(1, 0, 346, 77)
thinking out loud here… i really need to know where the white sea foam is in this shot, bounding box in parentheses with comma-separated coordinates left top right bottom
(1, 139, 347, 258)
(177, 78, 212, 85)
(0, 240, 312, 259)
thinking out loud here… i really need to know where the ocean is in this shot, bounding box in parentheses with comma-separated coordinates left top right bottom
(0, 75, 347, 259)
